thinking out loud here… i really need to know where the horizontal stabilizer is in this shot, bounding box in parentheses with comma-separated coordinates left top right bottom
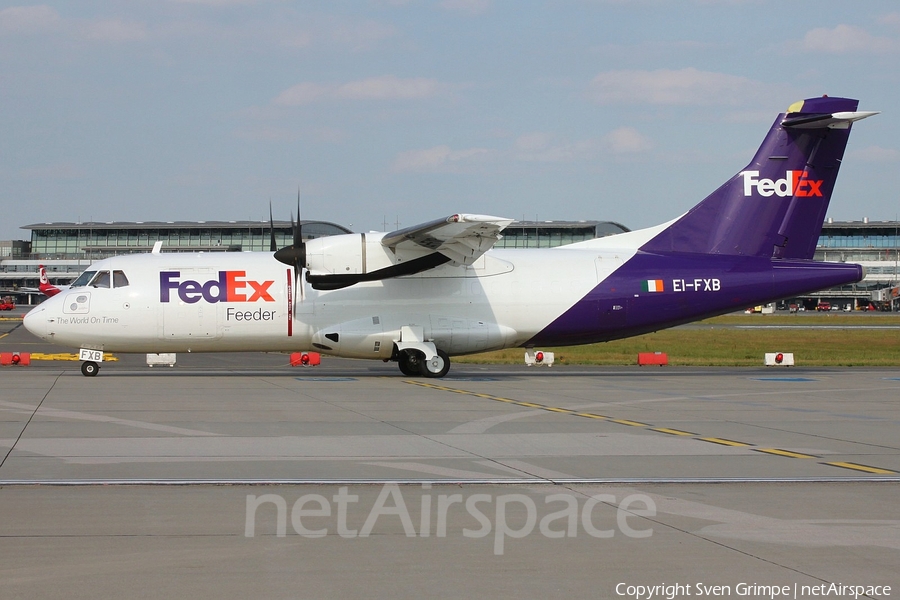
(783, 110, 879, 129)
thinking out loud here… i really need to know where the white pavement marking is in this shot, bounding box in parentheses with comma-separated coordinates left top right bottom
(447, 409, 553, 434)
(2, 432, 748, 464)
(0, 400, 220, 437)
(654, 492, 900, 549)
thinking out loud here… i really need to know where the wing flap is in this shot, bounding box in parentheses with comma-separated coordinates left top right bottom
(382, 213, 513, 266)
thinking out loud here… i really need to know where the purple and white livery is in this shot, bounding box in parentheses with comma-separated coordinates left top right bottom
(25, 96, 877, 377)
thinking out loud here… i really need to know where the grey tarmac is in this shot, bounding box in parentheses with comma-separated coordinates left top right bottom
(0, 315, 898, 598)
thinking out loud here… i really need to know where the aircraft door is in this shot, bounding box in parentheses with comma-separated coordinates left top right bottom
(161, 302, 220, 340)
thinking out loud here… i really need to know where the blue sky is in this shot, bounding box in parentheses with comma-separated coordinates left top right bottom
(2, 0, 899, 241)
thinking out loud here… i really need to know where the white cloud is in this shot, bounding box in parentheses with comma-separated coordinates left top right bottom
(0, 6, 148, 43)
(0, 5, 61, 33)
(801, 24, 898, 54)
(512, 132, 597, 163)
(0, 6, 396, 54)
(588, 68, 760, 106)
(274, 76, 443, 106)
(602, 127, 654, 154)
(391, 145, 489, 172)
(273, 82, 332, 106)
(336, 76, 440, 100)
(392, 129, 648, 173)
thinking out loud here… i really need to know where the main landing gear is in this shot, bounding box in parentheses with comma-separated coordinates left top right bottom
(396, 348, 451, 378)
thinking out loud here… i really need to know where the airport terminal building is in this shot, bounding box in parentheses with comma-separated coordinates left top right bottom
(813, 219, 900, 309)
(1, 218, 897, 310)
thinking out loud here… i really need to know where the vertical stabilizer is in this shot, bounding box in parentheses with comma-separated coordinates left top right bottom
(641, 97, 876, 259)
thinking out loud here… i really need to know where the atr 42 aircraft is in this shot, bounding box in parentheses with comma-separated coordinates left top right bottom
(25, 96, 877, 377)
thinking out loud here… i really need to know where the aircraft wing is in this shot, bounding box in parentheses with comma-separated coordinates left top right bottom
(381, 214, 514, 266)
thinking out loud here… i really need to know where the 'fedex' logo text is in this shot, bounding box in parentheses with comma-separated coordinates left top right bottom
(160, 271, 275, 304)
(741, 170, 823, 198)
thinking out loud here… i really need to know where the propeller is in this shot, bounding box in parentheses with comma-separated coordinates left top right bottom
(268, 201, 277, 253)
(273, 188, 306, 313)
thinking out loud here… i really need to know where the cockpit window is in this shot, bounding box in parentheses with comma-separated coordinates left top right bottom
(90, 271, 111, 288)
(113, 270, 129, 288)
(71, 270, 96, 288)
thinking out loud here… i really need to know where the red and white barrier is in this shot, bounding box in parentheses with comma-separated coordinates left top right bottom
(290, 352, 321, 367)
(0, 352, 31, 366)
(637, 352, 668, 366)
(764, 352, 794, 366)
(525, 349, 554, 367)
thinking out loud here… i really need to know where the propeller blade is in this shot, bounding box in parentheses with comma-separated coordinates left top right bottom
(296, 264, 303, 306)
(271, 188, 308, 314)
(296, 188, 305, 303)
(295, 188, 302, 248)
(268, 202, 277, 253)
(274, 209, 302, 265)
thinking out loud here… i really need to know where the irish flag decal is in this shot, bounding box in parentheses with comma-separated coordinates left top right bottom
(642, 279, 664, 293)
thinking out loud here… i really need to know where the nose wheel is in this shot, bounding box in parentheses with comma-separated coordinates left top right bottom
(80, 361, 100, 377)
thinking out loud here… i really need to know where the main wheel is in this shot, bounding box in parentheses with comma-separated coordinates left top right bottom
(81, 361, 99, 377)
(398, 350, 422, 376)
(421, 349, 450, 378)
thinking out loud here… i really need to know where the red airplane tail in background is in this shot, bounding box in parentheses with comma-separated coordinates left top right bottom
(38, 265, 62, 297)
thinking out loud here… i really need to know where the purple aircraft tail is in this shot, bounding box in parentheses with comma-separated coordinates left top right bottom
(642, 96, 877, 260)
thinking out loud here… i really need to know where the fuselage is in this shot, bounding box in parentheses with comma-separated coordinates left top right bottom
(23, 225, 863, 360)
(23, 246, 602, 356)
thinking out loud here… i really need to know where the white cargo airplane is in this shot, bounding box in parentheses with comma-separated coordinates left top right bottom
(24, 96, 876, 377)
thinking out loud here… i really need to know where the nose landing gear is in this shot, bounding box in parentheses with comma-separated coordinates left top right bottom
(81, 361, 100, 377)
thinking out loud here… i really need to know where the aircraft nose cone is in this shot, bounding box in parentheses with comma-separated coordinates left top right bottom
(23, 307, 48, 339)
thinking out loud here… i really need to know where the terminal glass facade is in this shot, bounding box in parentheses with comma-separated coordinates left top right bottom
(814, 222, 900, 283)
(27, 221, 350, 260)
(817, 227, 900, 248)
(495, 221, 629, 249)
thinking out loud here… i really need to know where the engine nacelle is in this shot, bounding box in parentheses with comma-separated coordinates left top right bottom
(305, 233, 431, 277)
(305, 234, 364, 276)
